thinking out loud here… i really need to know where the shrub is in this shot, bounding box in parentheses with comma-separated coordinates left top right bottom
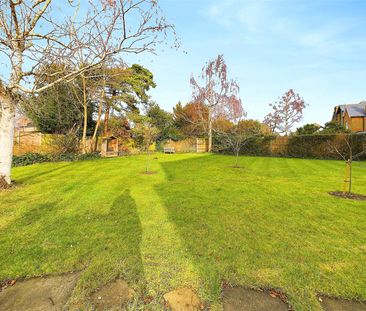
(74, 152, 101, 161)
(12, 153, 51, 167)
(287, 134, 366, 159)
(287, 134, 334, 159)
(213, 134, 276, 156)
(241, 135, 275, 156)
(213, 133, 366, 159)
(12, 152, 101, 167)
(49, 128, 80, 154)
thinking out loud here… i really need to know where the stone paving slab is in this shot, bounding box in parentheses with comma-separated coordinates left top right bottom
(222, 287, 289, 311)
(320, 296, 366, 311)
(0, 273, 78, 311)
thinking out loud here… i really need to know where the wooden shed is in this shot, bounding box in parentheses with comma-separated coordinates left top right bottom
(101, 135, 119, 157)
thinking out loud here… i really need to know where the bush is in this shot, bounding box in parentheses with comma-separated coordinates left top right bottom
(49, 129, 80, 154)
(213, 133, 366, 160)
(54, 152, 101, 162)
(12, 153, 51, 167)
(241, 136, 276, 156)
(212, 134, 276, 156)
(287, 134, 334, 159)
(287, 134, 366, 159)
(12, 152, 101, 167)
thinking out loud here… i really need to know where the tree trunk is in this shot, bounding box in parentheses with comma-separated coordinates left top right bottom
(208, 115, 213, 152)
(91, 94, 104, 152)
(91, 76, 106, 152)
(343, 160, 352, 193)
(81, 75, 88, 154)
(103, 103, 110, 136)
(0, 93, 15, 185)
(349, 160, 352, 193)
(1, 48, 23, 185)
(146, 148, 150, 173)
(235, 149, 239, 167)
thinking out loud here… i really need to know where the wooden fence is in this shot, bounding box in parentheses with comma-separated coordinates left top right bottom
(16, 131, 362, 159)
(13, 131, 56, 155)
(13, 131, 145, 156)
(163, 138, 208, 153)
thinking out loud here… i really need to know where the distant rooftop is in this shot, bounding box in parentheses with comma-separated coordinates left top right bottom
(337, 101, 366, 117)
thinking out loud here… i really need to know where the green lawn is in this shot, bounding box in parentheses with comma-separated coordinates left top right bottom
(1, 154, 366, 310)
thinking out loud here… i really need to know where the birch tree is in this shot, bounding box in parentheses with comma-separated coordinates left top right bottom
(0, 0, 176, 186)
(190, 54, 240, 152)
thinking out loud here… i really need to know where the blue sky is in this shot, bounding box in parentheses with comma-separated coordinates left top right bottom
(127, 0, 366, 127)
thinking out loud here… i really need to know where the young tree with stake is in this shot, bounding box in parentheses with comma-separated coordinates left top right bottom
(215, 96, 261, 167)
(328, 134, 366, 194)
(0, 0, 176, 186)
(132, 116, 159, 174)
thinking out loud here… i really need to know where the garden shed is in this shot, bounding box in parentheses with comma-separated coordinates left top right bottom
(101, 135, 119, 157)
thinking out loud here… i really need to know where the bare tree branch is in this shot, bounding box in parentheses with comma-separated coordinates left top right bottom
(0, 0, 178, 184)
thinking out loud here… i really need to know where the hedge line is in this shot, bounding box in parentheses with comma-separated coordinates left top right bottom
(12, 152, 101, 167)
(214, 133, 366, 160)
(287, 134, 366, 159)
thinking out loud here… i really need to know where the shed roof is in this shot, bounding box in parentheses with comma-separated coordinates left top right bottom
(102, 135, 118, 139)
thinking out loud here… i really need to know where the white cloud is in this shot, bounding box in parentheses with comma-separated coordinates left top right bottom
(205, 1, 366, 58)
(206, 0, 270, 31)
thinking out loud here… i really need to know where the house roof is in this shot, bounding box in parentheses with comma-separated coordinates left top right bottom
(336, 101, 366, 117)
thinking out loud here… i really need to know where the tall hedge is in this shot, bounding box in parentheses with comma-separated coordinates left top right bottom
(240, 136, 275, 156)
(213, 133, 366, 160)
(287, 134, 366, 159)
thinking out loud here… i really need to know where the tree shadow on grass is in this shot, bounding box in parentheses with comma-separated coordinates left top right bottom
(12, 163, 72, 184)
(0, 189, 145, 307)
(155, 156, 260, 300)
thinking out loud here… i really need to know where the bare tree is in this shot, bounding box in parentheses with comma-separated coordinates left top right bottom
(328, 134, 366, 194)
(68, 68, 104, 154)
(91, 69, 107, 152)
(0, 0, 176, 185)
(132, 116, 159, 174)
(190, 54, 240, 152)
(264, 89, 307, 136)
(215, 96, 261, 167)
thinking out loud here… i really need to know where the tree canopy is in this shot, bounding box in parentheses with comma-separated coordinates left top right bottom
(264, 89, 307, 136)
(295, 123, 321, 136)
(146, 102, 181, 141)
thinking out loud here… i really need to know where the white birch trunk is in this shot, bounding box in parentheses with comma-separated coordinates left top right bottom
(208, 110, 213, 152)
(0, 93, 15, 184)
(81, 75, 88, 154)
(0, 47, 23, 185)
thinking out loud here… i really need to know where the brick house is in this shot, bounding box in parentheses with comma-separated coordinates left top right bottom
(332, 101, 366, 133)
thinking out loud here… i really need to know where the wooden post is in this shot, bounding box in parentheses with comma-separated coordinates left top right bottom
(343, 160, 351, 193)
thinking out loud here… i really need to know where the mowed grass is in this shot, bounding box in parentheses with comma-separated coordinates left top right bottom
(0, 153, 366, 310)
